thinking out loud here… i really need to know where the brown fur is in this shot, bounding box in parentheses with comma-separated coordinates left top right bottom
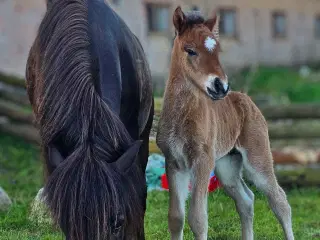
(156, 6, 294, 240)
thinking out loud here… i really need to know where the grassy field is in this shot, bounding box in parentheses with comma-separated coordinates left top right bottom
(0, 134, 320, 240)
(242, 66, 320, 103)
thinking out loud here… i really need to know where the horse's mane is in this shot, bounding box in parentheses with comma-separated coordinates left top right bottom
(38, 0, 131, 158)
(30, 0, 145, 239)
(185, 11, 205, 27)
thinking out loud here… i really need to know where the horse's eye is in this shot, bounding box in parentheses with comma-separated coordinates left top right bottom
(184, 47, 197, 56)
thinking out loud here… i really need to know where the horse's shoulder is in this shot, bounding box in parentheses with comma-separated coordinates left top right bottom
(226, 91, 254, 107)
(227, 91, 266, 125)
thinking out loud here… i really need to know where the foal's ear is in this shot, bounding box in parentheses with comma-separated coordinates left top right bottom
(173, 6, 187, 35)
(205, 10, 220, 40)
(115, 140, 142, 173)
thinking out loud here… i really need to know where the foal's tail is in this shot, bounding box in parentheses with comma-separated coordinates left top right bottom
(32, 1, 145, 239)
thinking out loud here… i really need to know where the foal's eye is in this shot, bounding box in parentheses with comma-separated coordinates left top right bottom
(184, 47, 198, 56)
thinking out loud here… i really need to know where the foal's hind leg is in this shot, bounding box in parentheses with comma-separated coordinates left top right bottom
(239, 147, 294, 240)
(215, 153, 254, 240)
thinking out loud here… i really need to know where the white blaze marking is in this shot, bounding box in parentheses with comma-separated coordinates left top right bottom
(204, 36, 216, 52)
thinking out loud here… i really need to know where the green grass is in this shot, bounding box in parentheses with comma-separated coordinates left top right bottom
(154, 97, 163, 113)
(237, 66, 320, 104)
(1, 134, 320, 239)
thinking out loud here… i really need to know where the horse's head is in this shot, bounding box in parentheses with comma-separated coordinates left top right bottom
(172, 6, 229, 100)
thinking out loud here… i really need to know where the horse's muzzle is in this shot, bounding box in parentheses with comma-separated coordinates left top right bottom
(206, 77, 229, 100)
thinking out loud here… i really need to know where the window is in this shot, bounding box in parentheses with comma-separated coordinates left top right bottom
(272, 11, 287, 38)
(219, 9, 237, 38)
(315, 15, 320, 38)
(146, 4, 170, 33)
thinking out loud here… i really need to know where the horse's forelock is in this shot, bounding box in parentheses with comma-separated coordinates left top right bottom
(185, 11, 205, 28)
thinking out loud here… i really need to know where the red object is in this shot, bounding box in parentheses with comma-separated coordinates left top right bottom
(161, 174, 221, 192)
(208, 175, 221, 192)
(161, 174, 169, 190)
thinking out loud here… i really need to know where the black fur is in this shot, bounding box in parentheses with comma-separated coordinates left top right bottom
(185, 11, 205, 26)
(26, 0, 153, 239)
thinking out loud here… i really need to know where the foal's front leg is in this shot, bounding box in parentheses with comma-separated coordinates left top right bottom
(166, 160, 190, 240)
(188, 154, 214, 240)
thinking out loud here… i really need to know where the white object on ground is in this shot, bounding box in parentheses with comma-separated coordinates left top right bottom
(0, 186, 12, 211)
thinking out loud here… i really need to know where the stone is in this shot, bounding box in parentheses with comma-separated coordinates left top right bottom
(0, 186, 12, 211)
(29, 187, 53, 225)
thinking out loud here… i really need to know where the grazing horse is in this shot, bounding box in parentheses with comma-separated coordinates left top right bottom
(156, 6, 294, 240)
(25, 0, 154, 239)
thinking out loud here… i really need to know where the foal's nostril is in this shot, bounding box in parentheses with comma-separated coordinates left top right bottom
(214, 77, 223, 92)
(213, 77, 229, 94)
(214, 77, 221, 90)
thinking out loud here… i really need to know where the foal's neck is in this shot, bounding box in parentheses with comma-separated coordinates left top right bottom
(165, 73, 210, 115)
(168, 72, 206, 100)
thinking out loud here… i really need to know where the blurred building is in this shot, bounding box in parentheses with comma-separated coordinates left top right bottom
(144, 0, 320, 82)
(0, 0, 46, 78)
(1, 0, 320, 85)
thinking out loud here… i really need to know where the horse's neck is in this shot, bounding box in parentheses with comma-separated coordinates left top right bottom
(164, 75, 208, 115)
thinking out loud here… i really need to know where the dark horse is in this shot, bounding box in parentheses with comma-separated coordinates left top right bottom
(25, 0, 154, 239)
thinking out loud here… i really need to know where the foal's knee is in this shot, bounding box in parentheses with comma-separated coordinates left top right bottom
(188, 205, 207, 238)
(228, 185, 254, 219)
(243, 187, 254, 214)
(268, 186, 291, 213)
(168, 210, 184, 233)
(241, 194, 254, 218)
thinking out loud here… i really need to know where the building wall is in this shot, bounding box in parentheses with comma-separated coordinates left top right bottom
(142, 0, 176, 82)
(0, 0, 148, 78)
(108, 0, 148, 49)
(0, 0, 46, 78)
(1, 0, 320, 81)
(166, 0, 320, 69)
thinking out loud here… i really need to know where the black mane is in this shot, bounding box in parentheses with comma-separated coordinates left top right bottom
(25, 0, 153, 239)
(185, 11, 205, 27)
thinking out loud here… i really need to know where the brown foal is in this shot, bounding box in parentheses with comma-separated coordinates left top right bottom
(156, 6, 294, 240)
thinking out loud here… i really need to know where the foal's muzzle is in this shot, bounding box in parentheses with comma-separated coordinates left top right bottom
(206, 77, 229, 100)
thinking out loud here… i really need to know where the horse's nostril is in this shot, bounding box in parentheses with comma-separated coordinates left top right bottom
(214, 77, 223, 91)
(214, 77, 220, 84)
(207, 77, 229, 100)
(213, 77, 229, 94)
